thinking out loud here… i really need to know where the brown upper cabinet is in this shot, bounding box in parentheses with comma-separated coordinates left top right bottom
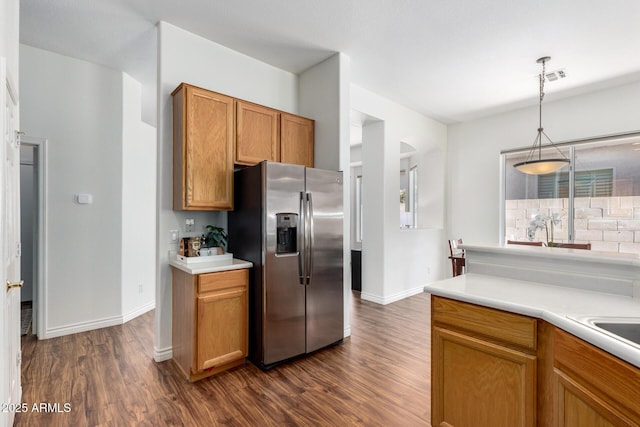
(235, 100, 280, 166)
(236, 103, 314, 168)
(172, 83, 315, 211)
(172, 83, 234, 211)
(281, 113, 314, 168)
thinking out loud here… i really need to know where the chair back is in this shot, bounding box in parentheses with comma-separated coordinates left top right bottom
(506, 240, 544, 246)
(447, 238, 465, 277)
(448, 238, 463, 257)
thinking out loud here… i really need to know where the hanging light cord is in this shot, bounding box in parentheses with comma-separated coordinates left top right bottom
(523, 57, 568, 163)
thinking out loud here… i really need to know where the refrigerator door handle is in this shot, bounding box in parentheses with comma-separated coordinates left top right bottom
(307, 192, 314, 287)
(298, 192, 306, 285)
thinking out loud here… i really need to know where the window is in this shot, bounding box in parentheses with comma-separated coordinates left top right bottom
(503, 134, 640, 253)
(538, 169, 613, 199)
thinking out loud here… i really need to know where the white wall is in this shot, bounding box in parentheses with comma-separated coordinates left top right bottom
(299, 53, 352, 337)
(351, 84, 448, 304)
(155, 22, 299, 360)
(447, 80, 640, 244)
(122, 72, 156, 320)
(20, 45, 156, 337)
(20, 45, 123, 334)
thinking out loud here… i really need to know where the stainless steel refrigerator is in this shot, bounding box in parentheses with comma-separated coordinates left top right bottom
(228, 161, 344, 369)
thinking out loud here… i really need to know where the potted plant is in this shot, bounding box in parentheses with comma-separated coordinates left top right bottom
(203, 225, 228, 255)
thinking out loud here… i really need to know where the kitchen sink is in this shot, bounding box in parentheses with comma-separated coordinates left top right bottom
(592, 322, 640, 346)
(568, 316, 640, 350)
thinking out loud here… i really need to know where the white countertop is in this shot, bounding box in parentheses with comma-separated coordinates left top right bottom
(424, 273, 640, 368)
(462, 243, 640, 267)
(169, 258, 253, 275)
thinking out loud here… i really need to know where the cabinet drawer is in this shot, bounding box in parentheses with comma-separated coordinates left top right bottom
(432, 296, 537, 351)
(198, 269, 248, 294)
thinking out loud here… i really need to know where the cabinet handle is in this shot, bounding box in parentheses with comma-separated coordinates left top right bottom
(6, 280, 24, 292)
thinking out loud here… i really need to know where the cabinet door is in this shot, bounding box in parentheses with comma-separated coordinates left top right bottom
(280, 113, 314, 167)
(431, 326, 536, 427)
(196, 287, 248, 372)
(235, 100, 279, 165)
(555, 369, 634, 427)
(173, 84, 234, 210)
(553, 328, 640, 426)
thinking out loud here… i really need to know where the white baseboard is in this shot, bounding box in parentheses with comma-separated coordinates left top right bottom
(154, 346, 173, 362)
(343, 327, 351, 338)
(42, 315, 123, 339)
(360, 285, 425, 305)
(122, 301, 155, 323)
(41, 301, 157, 340)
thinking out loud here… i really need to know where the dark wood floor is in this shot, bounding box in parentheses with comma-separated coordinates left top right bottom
(16, 292, 431, 426)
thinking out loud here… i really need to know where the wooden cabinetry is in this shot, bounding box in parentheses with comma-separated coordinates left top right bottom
(235, 106, 315, 168)
(172, 267, 248, 382)
(280, 113, 314, 168)
(172, 83, 234, 210)
(432, 295, 640, 426)
(235, 100, 280, 166)
(431, 296, 537, 427)
(553, 328, 640, 426)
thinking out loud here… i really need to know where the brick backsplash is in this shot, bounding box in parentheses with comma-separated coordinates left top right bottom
(505, 196, 640, 254)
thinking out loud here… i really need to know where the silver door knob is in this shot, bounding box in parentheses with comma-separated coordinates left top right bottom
(6, 280, 24, 292)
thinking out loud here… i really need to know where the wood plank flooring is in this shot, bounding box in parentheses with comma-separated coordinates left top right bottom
(16, 292, 431, 426)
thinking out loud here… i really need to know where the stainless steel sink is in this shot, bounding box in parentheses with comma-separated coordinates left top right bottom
(568, 316, 640, 350)
(592, 321, 640, 346)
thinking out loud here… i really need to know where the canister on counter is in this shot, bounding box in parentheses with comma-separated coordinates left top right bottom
(187, 236, 201, 257)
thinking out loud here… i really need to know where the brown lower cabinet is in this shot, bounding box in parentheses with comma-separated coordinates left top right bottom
(172, 267, 248, 382)
(431, 295, 640, 427)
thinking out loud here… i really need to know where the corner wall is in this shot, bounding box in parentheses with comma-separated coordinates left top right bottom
(20, 45, 157, 338)
(122, 72, 157, 320)
(20, 44, 123, 335)
(447, 81, 640, 244)
(299, 53, 352, 336)
(351, 84, 448, 304)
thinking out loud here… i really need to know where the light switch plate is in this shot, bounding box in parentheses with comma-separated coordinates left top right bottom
(185, 218, 195, 233)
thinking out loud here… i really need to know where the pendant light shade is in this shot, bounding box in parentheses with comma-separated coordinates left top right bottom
(514, 158, 570, 174)
(514, 57, 570, 175)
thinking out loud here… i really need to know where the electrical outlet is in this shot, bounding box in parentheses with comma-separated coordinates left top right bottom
(185, 218, 195, 233)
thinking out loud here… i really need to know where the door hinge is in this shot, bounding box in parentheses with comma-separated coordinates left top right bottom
(15, 130, 24, 146)
(16, 242, 21, 257)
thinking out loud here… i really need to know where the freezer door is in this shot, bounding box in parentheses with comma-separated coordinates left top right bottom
(305, 167, 344, 353)
(264, 162, 306, 365)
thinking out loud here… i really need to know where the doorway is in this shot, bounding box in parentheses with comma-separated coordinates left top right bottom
(19, 136, 46, 338)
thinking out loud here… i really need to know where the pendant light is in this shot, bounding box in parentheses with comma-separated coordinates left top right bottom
(514, 57, 570, 175)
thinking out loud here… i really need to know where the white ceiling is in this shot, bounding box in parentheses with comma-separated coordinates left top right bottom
(19, 0, 640, 124)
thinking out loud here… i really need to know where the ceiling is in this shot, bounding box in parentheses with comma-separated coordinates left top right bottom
(19, 0, 640, 124)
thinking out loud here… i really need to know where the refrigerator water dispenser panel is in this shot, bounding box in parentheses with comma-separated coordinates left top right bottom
(276, 213, 298, 255)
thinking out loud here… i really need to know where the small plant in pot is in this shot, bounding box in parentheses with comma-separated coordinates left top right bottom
(203, 225, 228, 255)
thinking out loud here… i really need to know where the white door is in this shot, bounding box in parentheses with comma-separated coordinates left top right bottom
(1, 57, 22, 427)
